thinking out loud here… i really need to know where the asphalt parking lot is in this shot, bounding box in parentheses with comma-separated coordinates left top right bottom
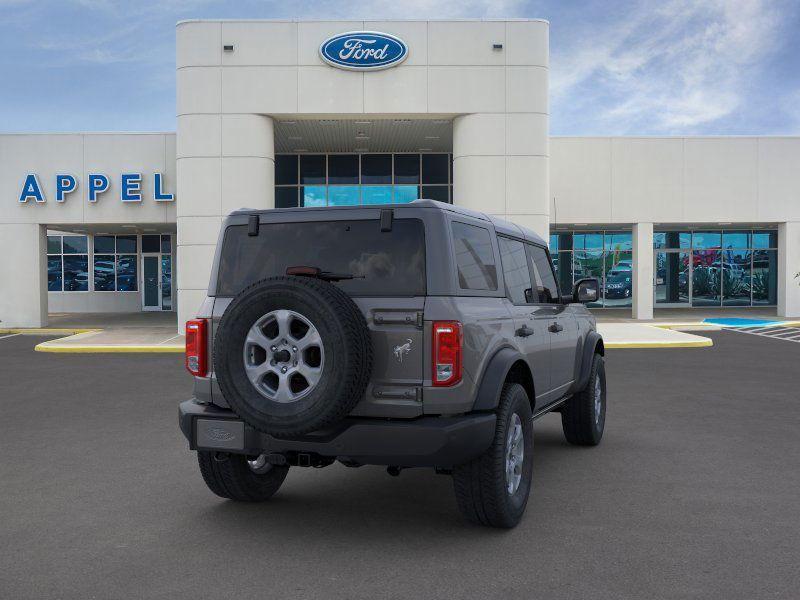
(1, 331, 799, 600)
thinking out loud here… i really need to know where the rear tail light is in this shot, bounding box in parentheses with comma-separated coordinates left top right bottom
(185, 319, 208, 377)
(432, 321, 462, 387)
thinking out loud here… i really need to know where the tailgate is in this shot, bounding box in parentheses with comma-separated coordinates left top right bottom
(350, 297, 425, 418)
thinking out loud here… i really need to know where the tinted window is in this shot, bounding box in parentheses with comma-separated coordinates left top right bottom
(141, 234, 160, 253)
(62, 235, 87, 254)
(394, 154, 419, 184)
(422, 154, 448, 184)
(275, 187, 298, 208)
(300, 155, 325, 184)
(421, 185, 449, 203)
(275, 155, 298, 185)
(94, 255, 116, 291)
(527, 244, 559, 303)
(63, 255, 89, 291)
(47, 235, 62, 254)
(47, 256, 62, 291)
(116, 235, 137, 253)
(361, 154, 391, 184)
(94, 235, 115, 253)
(217, 219, 426, 297)
(328, 155, 358, 184)
(498, 237, 533, 304)
(451, 222, 497, 291)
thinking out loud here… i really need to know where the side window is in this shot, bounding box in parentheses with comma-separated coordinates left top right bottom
(498, 237, 534, 304)
(526, 244, 560, 304)
(451, 222, 498, 291)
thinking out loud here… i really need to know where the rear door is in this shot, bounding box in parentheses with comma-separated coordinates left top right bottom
(526, 243, 579, 399)
(497, 236, 551, 405)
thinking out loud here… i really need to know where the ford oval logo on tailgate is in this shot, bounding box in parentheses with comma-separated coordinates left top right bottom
(320, 31, 408, 71)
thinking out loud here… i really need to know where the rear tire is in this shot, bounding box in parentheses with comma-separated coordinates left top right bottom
(197, 451, 289, 502)
(561, 353, 606, 446)
(452, 383, 533, 528)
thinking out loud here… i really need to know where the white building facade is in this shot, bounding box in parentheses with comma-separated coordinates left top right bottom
(0, 19, 798, 328)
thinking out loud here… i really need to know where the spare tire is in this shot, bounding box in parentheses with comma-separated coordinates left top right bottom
(214, 276, 372, 437)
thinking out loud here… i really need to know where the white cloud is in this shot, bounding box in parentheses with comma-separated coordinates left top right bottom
(551, 0, 790, 133)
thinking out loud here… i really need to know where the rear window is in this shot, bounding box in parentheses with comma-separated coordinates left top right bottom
(451, 222, 498, 291)
(216, 219, 426, 297)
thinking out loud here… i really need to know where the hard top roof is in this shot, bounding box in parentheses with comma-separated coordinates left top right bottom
(230, 199, 546, 246)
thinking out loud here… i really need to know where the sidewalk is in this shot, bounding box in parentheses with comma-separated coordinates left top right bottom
(1, 312, 184, 353)
(597, 323, 713, 348)
(14, 310, 795, 353)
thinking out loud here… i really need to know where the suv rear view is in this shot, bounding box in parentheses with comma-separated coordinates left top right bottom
(179, 200, 606, 527)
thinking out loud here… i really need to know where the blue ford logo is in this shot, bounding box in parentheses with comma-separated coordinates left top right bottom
(319, 31, 408, 71)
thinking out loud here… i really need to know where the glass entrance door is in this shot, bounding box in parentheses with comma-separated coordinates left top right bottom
(142, 255, 161, 311)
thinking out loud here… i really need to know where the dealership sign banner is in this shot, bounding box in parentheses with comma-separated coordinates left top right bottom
(319, 31, 408, 70)
(18, 173, 174, 204)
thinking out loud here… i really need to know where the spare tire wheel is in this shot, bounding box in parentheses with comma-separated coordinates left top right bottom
(214, 276, 372, 437)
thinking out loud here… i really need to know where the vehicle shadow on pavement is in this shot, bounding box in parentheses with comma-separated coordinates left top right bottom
(188, 416, 576, 540)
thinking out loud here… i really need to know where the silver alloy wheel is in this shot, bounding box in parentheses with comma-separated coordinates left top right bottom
(505, 413, 524, 495)
(247, 453, 273, 474)
(594, 374, 602, 425)
(243, 309, 324, 403)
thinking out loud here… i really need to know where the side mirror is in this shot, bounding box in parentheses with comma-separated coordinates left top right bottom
(573, 277, 600, 304)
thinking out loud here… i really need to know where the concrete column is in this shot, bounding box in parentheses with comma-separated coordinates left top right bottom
(176, 114, 275, 329)
(0, 224, 47, 328)
(452, 113, 549, 241)
(778, 221, 800, 318)
(632, 222, 654, 320)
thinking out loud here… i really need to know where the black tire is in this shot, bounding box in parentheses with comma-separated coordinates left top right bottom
(452, 383, 534, 528)
(197, 451, 289, 502)
(561, 353, 606, 446)
(214, 276, 372, 437)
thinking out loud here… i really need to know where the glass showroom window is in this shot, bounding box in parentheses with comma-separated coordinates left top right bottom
(549, 231, 632, 308)
(93, 235, 138, 292)
(654, 229, 777, 307)
(274, 153, 453, 208)
(47, 235, 89, 292)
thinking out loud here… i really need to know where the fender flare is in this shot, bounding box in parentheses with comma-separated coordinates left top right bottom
(472, 347, 529, 412)
(574, 331, 604, 392)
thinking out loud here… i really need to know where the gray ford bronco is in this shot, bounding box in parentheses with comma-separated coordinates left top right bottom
(179, 200, 606, 528)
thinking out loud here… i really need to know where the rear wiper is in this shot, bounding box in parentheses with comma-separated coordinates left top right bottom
(286, 266, 365, 282)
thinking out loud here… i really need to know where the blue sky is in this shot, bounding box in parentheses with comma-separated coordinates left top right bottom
(1, 0, 798, 135)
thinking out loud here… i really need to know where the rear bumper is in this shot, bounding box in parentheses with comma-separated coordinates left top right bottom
(179, 399, 496, 468)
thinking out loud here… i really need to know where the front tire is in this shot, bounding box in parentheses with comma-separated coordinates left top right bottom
(561, 353, 606, 446)
(452, 383, 533, 528)
(197, 451, 289, 502)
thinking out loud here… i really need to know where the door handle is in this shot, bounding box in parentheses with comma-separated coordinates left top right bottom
(548, 322, 564, 333)
(515, 325, 534, 338)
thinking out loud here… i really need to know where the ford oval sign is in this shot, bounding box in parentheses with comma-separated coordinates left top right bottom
(319, 31, 408, 71)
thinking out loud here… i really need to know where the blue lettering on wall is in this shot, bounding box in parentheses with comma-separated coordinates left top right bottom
(121, 173, 142, 202)
(55, 174, 77, 202)
(19, 174, 45, 203)
(153, 173, 174, 202)
(87, 174, 110, 203)
(18, 173, 174, 205)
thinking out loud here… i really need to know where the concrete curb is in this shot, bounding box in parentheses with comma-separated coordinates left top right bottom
(34, 343, 184, 354)
(0, 328, 100, 335)
(605, 338, 713, 349)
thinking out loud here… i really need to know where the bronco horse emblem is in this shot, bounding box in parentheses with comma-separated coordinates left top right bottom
(393, 338, 413, 362)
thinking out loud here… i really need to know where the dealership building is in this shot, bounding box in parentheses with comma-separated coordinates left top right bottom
(1, 18, 798, 329)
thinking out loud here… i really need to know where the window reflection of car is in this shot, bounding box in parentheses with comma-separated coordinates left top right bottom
(604, 269, 631, 298)
(709, 262, 745, 280)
